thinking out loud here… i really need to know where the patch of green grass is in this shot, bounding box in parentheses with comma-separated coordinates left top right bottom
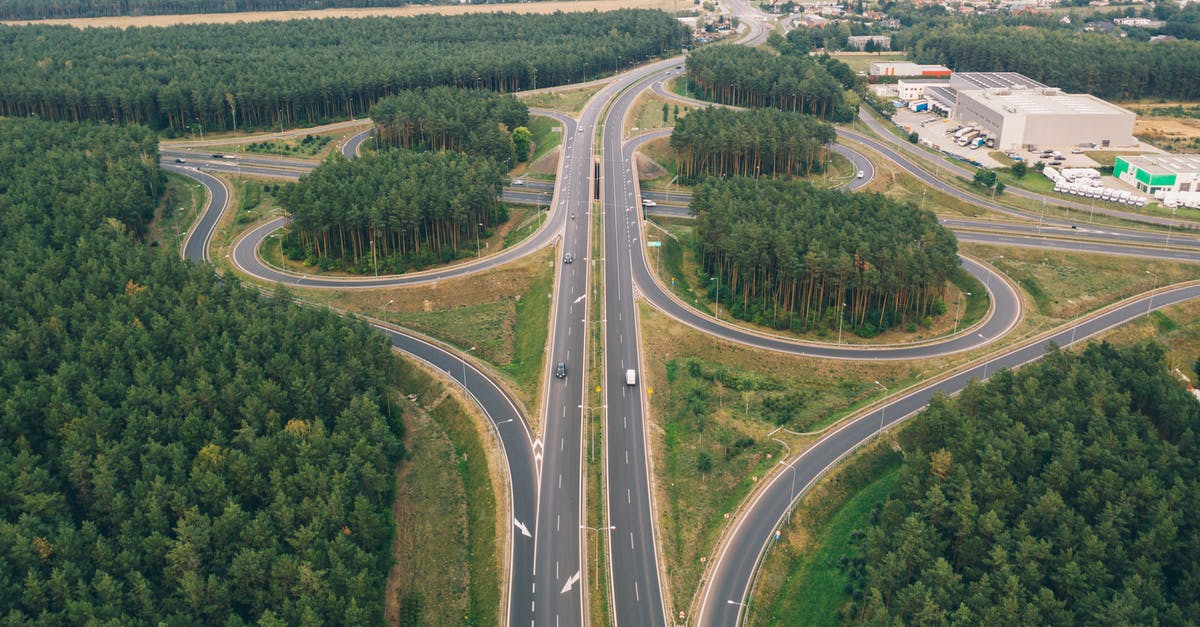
(389, 358, 498, 626)
(528, 115, 562, 164)
(498, 258, 554, 401)
(241, 133, 334, 158)
(829, 52, 906, 73)
(393, 302, 515, 365)
(429, 393, 499, 625)
(150, 172, 206, 252)
(750, 450, 902, 626)
(520, 84, 603, 114)
(503, 208, 547, 249)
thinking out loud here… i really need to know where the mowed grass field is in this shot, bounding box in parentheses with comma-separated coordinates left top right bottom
(5, 0, 676, 27)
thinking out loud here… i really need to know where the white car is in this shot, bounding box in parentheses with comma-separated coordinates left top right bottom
(641, 198, 656, 207)
(511, 179, 524, 186)
(856, 170, 865, 179)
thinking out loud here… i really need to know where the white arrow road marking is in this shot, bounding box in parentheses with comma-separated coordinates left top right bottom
(514, 517, 532, 538)
(560, 571, 581, 594)
(533, 439, 544, 468)
(573, 294, 586, 304)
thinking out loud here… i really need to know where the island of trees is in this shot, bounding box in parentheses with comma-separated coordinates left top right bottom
(692, 178, 959, 335)
(0, 10, 689, 132)
(844, 343, 1200, 624)
(0, 117, 407, 623)
(280, 150, 507, 272)
(669, 107, 837, 180)
(370, 87, 530, 164)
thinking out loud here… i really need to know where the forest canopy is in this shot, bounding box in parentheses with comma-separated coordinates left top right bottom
(279, 150, 506, 273)
(369, 87, 529, 165)
(0, 0, 469, 21)
(0, 117, 407, 623)
(846, 343, 1200, 624)
(0, 10, 689, 132)
(691, 177, 958, 335)
(669, 107, 837, 180)
(905, 24, 1200, 100)
(684, 45, 856, 122)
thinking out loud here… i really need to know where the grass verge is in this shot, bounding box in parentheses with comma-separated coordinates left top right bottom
(521, 84, 605, 114)
(528, 115, 564, 164)
(747, 445, 903, 626)
(641, 303, 922, 615)
(148, 171, 207, 253)
(625, 91, 687, 138)
(386, 358, 499, 625)
(585, 201, 613, 626)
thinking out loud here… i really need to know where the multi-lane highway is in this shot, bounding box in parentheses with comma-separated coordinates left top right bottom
(163, 15, 1200, 625)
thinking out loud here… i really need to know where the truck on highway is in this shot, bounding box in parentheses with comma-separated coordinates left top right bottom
(625, 369, 637, 386)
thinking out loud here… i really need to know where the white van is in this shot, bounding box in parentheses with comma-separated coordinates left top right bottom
(625, 369, 637, 386)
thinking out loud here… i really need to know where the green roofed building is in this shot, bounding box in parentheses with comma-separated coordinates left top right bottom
(1115, 154, 1200, 195)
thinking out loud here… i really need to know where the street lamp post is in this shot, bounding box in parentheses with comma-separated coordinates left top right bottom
(837, 301, 846, 344)
(874, 380, 888, 436)
(1146, 270, 1157, 317)
(984, 255, 1003, 294)
(462, 346, 476, 385)
(710, 275, 720, 319)
(954, 291, 971, 334)
(476, 222, 484, 258)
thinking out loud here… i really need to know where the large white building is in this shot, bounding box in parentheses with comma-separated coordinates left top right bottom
(869, 62, 952, 78)
(1115, 154, 1200, 194)
(947, 73, 1136, 150)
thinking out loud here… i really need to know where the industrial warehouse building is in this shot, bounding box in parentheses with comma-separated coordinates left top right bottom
(869, 62, 952, 77)
(932, 73, 1136, 151)
(1115, 154, 1200, 195)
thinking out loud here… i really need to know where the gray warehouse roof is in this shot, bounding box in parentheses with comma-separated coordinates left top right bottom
(952, 72, 1049, 90)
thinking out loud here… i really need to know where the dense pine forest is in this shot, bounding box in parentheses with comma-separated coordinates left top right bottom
(0, 10, 689, 132)
(684, 45, 856, 122)
(845, 343, 1200, 624)
(669, 107, 836, 180)
(0, 0, 445, 21)
(370, 88, 529, 164)
(910, 26, 1200, 100)
(280, 150, 506, 272)
(0, 118, 407, 623)
(692, 178, 958, 335)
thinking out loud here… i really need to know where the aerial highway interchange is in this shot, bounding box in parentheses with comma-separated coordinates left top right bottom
(161, 6, 1200, 624)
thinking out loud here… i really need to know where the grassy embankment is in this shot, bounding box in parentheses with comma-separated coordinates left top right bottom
(386, 358, 499, 626)
(521, 84, 605, 115)
(149, 172, 207, 253)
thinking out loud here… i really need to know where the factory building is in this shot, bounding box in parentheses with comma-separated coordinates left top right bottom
(947, 73, 1136, 150)
(1115, 154, 1200, 195)
(869, 62, 952, 77)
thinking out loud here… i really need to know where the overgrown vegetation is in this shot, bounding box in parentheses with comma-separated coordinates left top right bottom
(844, 343, 1200, 624)
(1, 117, 406, 623)
(0, 11, 689, 132)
